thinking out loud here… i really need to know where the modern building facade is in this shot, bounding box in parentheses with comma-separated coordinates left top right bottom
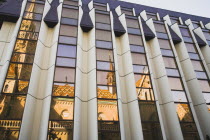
(0, 0, 210, 139)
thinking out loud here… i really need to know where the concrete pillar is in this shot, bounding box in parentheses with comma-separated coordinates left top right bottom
(145, 18, 184, 140)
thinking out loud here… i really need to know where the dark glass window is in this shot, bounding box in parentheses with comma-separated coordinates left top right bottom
(128, 34, 143, 45)
(96, 41, 112, 49)
(62, 8, 78, 19)
(96, 49, 114, 62)
(130, 45, 145, 53)
(49, 98, 74, 120)
(131, 53, 147, 65)
(158, 39, 171, 49)
(154, 23, 166, 33)
(97, 71, 116, 85)
(57, 44, 76, 58)
(94, 3, 107, 11)
(168, 77, 183, 90)
(59, 36, 77, 45)
(121, 8, 133, 16)
(54, 68, 75, 83)
(163, 57, 177, 68)
(96, 23, 111, 30)
(60, 25, 77, 37)
(96, 30, 112, 41)
(147, 13, 157, 20)
(98, 100, 119, 121)
(126, 18, 139, 28)
(180, 28, 191, 37)
(95, 13, 110, 24)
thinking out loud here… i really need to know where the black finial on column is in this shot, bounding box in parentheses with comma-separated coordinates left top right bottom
(111, 9, 126, 37)
(0, 0, 23, 23)
(80, 2, 94, 32)
(44, 0, 60, 28)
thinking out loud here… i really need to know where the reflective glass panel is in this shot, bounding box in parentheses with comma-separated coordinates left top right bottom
(2, 80, 29, 94)
(0, 95, 26, 119)
(195, 71, 207, 79)
(203, 93, 210, 103)
(185, 43, 197, 53)
(139, 101, 159, 121)
(130, 45, 145, 53)
(96, 41, 112, 49)
(62, 8, 78, 19)
(60, 25, 77, 37)
(97, 61, 115, 71)
(59, 36, 77, 45)
(57, 44, 76, 58)
(97, 86, 117, 99)
(126, 18, 139, 28)
(53, 83, 75, 97)
(54, 68, 75, 83)
(96, 23, 111, 30)
(166, 68, 180, 77)
(198, 80, 210, 92)
(172, 91, 188, 102)
(0, 124, 20, 140)
(161, 49, 174, 56)
(175, 103, 194, 122)
(142, 123, 163, 140)
(14, 39, 37, 54)
(189, 53, 200, 60)
(49, 98, 74, 120)
(180, 28, 191, 37)
(48, 121, 73, 140)
(154, 23, 166, 33)
(136, 88, 154, 101)
(20, 20, 40, 32)
(96, 30, 112, 41)
(23, 12, 42, 20)
(18, 31, 38, 40)
(158, 39, 171, 49)
(168, 77, 183, 90)
(11, 53, 34, 64)
(131, 53, 147, 65)
(25, 3, 44, 13)
(163, 57, 177, 68)
(191, 60, 204, 71)
(133, 65, 149, 74)
(97, 71, 116, 85)
(61, 17, 78, 25)
(95, 14, 110, 24)
(98, 100, 118, 121)
(96, 49, 114, 62)
(56, 57, 76, 67)
(135, 74, 152, 88)
(128, 34, 143, 45)
(6, 63, 32, 80)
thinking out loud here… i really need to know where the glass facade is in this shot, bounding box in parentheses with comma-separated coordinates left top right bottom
(180, 27, 210, 112)
(0, 0, 45, 139)
(47, 0, 78, 139)
(127, 17, 163, 140)
(155, 22, 200, 139)
(95, 11, 121, 140)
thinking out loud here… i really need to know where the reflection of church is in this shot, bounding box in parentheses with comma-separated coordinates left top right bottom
(0, 1, 38, 139)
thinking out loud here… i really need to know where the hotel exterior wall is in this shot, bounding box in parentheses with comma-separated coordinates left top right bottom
(0, 0, 210, 140)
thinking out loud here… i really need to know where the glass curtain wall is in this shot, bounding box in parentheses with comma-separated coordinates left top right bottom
(180, 27, 210, 112)
(0, 0, 45, 139)
(47, 0, 78, 140)
(126, 16, 163, 140)
(154, 23, 200, 139)
(95, 11, 121, 140)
